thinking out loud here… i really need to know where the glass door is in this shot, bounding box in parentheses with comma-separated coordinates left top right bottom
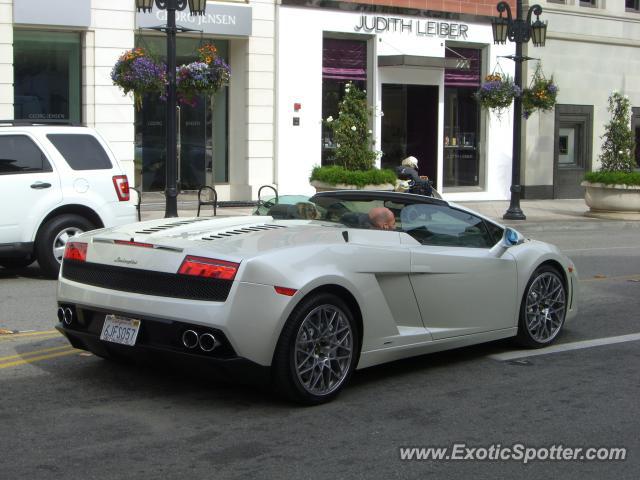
(134, 36, 228, 192)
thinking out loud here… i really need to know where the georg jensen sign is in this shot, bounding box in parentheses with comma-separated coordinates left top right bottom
(355, 15, 468, 39)
(136, 4, 252, 37)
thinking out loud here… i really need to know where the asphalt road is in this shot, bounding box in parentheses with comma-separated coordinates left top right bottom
(0, 221, 639, 480)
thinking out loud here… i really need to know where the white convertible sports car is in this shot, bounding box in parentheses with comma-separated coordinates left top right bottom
(56, 191, 577, 404)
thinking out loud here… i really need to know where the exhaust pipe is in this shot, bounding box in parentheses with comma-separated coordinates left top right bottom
(57, 307, 65, 324)
(199, 333, 219, 352)
(63, 307, 73, 326)
(182, 330, 199, 349)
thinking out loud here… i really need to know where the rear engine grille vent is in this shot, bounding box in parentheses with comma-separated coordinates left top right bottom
(201, 224, 287, 241)
(62, 260, 232, 302)
(136, 218, 210, 235)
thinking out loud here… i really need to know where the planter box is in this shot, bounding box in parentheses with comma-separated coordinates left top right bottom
(310, 180, 396, 193)
(581, 181, 640, 212)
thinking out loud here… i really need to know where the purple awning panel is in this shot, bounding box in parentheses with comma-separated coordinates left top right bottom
(323, 38, 367, 81)
(445, 48, 481, 87)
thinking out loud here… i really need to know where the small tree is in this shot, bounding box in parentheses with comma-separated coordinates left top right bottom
(599, 91, 636, 173)
(325, 82, 376, 171)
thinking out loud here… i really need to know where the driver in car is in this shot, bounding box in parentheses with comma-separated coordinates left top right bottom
(368, 207, 396, 230)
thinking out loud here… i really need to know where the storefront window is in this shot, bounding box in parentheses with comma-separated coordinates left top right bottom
(443, 47, 482, 188)
(135, 36, 229, 192)
(321, 38, 367, 166)
(13, 30, 81, 124)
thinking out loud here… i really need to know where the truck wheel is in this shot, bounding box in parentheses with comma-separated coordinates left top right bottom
(36, 215, 95, 278)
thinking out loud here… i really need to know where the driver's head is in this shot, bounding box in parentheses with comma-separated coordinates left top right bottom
(368, 207, 396, 230)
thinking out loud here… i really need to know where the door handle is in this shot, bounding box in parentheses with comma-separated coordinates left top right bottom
(30, 182, 51, 189)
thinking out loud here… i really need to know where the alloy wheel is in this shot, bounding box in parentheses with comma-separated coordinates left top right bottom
(294, 304, 354, 396)
(525, 272, 566, 343)
(53, 227, 83, 263)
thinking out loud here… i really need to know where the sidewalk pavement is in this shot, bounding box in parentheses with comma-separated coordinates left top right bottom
(139, 198, 640, 230)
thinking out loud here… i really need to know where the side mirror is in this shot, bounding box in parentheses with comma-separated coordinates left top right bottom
(503, 228, 524, 247)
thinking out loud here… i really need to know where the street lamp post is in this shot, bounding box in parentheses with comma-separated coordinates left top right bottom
(492, 1, 547, 220)
(136, 0, 207, 218)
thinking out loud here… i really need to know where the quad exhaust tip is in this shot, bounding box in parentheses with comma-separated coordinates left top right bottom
(182, 330, 199, 349)
(198, 333, 219, 352)
(181, 329, 219, 352)
(58, 307, 73, 326)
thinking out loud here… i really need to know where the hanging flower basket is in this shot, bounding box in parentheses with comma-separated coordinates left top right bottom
(522, 64, 558, 119)
(176, 43, 231, 107)
(475, 73, 521, 118)
(111, 48, 166, 109)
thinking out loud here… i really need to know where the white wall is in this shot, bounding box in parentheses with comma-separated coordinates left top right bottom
(0, 0, 13, 119)
(90, 0, 136, 182)
(276, 6, 517, 200)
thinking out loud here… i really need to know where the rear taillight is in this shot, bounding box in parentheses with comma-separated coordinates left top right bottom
(178, 256, 239, 280)
(64, 241, 88, 262)
(112, 175, 130, 201)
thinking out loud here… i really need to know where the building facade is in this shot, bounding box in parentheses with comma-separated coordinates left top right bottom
(276, 0, 522, 201)
(2, 0, 639, 202)
(1, 0, 277, 201)
(523, 0, 640, 199)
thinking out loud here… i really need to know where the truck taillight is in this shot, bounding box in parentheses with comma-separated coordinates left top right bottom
(64, 241, 88, 262)
(112, 175, 130, 201)
(178, 256, 239, 280)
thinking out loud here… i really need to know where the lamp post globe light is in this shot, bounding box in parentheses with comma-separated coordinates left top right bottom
(135, 0, 207, 218)
(492, 1, 547, 220)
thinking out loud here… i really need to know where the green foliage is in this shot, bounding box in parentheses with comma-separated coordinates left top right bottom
(598, 91, 636, 173)
(475, 73, 521, 117)
(585, 171, 640, 186)
(522, 63, 558, 119)
(324, 82, 377, 171)
(310, 165, 396, 187)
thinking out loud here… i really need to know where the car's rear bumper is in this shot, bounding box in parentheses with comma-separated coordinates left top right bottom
(55, 305, 270, 385)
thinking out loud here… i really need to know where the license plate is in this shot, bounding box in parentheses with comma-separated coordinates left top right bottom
(100, 315, 141, 347)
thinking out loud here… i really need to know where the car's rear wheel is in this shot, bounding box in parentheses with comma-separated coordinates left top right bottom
(273, 292, 358, 405)
(0, 256, 35, 269)
(36, 214, 95, 278)
(516, 266, 567, 348)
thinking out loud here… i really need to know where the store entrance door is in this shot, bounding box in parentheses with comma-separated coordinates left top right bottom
(381, 84, 439, 186)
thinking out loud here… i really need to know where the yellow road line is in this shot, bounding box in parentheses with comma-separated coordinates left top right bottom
(0, 330, 61, 341)
(0, 345, 73, 363)
(0, 348, 80, 369)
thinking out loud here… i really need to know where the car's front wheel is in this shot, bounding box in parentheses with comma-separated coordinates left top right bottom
(516, 266, 567, 348)
(36, 214, 95, 278)
(273, 292, 359, 405)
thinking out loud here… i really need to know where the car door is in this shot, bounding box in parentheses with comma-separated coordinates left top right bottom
(400, 203, 518, 340)
(0, 134, 62, 244)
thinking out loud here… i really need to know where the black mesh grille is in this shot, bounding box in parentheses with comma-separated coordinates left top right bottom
(62, 261, 233, 302)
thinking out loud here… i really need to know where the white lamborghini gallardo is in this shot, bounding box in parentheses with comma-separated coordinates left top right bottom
(56, 191, 577, 404)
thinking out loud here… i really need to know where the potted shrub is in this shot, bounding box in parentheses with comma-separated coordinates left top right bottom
(310, 82, 395, 191)
(582, 91, 639, 214)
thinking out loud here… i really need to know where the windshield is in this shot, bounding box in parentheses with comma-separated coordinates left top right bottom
(257, 192, 502, 248)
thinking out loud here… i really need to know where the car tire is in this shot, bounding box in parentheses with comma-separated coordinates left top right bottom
(272, 292, 359, 405)
(36, 214, 95, 279)
(516, 265, 567, 348)
(0, 256, 35, 269)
